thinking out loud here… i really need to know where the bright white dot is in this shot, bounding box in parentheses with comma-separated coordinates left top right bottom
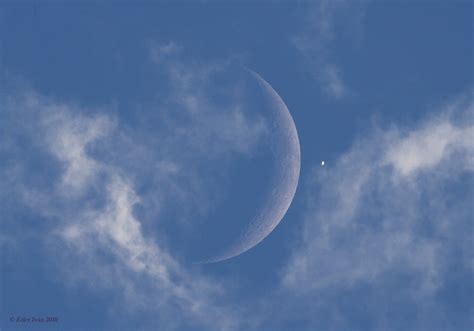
(321, 161, 325, 166)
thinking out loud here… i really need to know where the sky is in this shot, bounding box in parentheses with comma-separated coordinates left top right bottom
(0, 1, 473, 331)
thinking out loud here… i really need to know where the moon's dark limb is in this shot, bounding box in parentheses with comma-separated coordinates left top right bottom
(202, 70, 301, 263)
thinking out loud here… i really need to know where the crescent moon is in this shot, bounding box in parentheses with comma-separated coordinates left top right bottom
(204, 70, 301, 263)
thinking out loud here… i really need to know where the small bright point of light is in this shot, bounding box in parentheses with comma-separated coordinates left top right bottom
(321, 161, 325, 166)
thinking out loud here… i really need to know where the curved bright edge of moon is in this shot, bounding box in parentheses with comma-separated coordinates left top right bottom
(203, 69, 301, 263)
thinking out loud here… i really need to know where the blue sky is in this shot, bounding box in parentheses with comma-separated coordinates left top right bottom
(1, 2, 473, 331)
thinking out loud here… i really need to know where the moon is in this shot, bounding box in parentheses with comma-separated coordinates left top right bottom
(203, 69, 301, 263)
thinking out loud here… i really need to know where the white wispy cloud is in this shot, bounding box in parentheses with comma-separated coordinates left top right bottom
(279, 93, 473, 328)
(149, 40, 181, 63)
(384, 114, 473, 176)
(293, 0, 366, 99)
(148, 41, 267, 158)
(4, 92, 240, 330)
(58, 171, 237, 330)
(44, 109, 115, 195)
(0, 44, 271, 329)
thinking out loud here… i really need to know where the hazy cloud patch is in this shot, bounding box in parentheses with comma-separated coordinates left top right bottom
(279, 93, 474, 329)
(293, 0, 367, 99)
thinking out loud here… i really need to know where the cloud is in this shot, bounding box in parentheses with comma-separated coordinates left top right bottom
(149, 41, 181, 63)
(279, 93, 474, 329)
(0, 45, 272, 330)
(293, 0, 367, 99)
(44, 109, 115, 195)
(1, 92, 238, 330)
(148, 42, 268, 158)
(58, 171, 237, 330)
(384, 114, 473, 177)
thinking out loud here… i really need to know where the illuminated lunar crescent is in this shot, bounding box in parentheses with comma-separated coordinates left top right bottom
(204, 70, 301, 263)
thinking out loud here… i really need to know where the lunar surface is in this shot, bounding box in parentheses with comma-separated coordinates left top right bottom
(203, 70, 301, 263)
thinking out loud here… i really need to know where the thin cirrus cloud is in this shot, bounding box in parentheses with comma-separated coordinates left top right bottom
(148, 40, 268, 159)
(279, 93, 473, 329)
(293, 0, 367, 99)
(0, 43, 273, 330)
(1, 92, 240, 331)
